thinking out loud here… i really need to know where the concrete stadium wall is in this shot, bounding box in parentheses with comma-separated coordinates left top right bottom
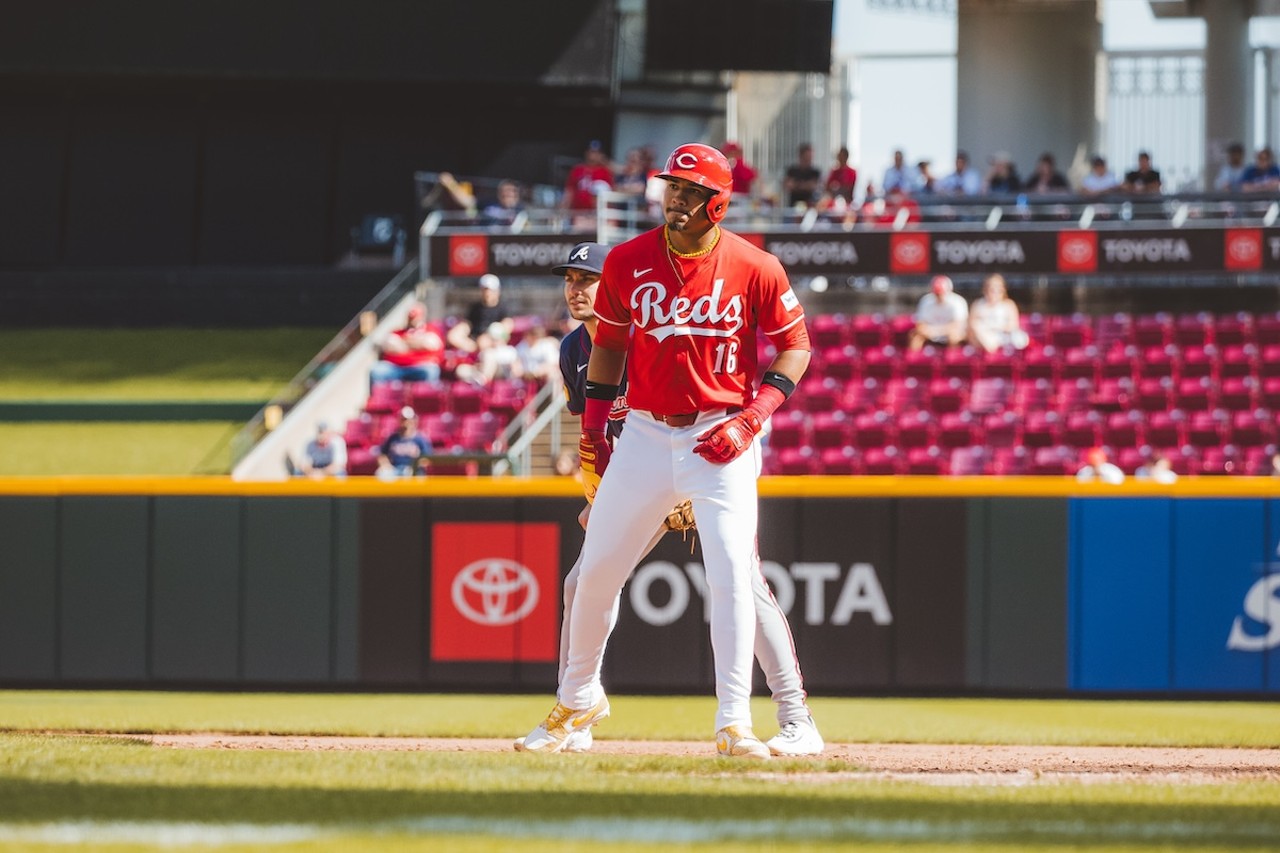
(0, 478, 1274, 695)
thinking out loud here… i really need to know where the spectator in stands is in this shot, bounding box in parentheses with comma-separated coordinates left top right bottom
(480, 180, 525, 228)
(474, 322, 524, 384)
(614, 147, 652, 197)
(783, 143, 822, 208)
(562, 140, 614, 216)
(430, 172, 477, 217)
(1076, 446, 1125, 485)
(1122, 151, 1162, 194)
(939, 150, 982, 195)
(823, 146, 858, 205)
(447, 274, 513, 353)
(1240, 146, 1280, 193)
(516, 321, 560, 382)
(1214, 142, 1248, 192)
(1271, 450, 1280, 477)
(724, 141, 759, 200)
(1023, 152, 1069, 194)
(1080, 155, 1121, 196)
(296, 421, 347, 480)
(377, 406, 432, 479)
(908, 275, 969, 351)
(1135, 452, 1178, 484)
(371, 303, 445, 385)
(914, 159, 937, 195)
(968, 273, 1029, 353)
(881, 148, 914, 196)
(984, 152, 1021, 194)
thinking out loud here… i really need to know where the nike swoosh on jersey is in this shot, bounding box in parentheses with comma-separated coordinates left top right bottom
(577, 364, 588, 371)
(633, 267, 653, 278)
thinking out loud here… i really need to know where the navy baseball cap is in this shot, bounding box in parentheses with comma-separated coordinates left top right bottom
(552, 242, 608, 275)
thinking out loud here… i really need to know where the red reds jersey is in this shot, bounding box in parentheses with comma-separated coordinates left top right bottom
(593, 227, 809, 415)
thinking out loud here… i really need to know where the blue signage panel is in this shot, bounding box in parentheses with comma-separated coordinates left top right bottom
(1069, 499, 1172, 691)
(1172, 500, 1269, 691)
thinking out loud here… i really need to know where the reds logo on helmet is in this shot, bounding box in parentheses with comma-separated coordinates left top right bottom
(657, 143, 733, 223)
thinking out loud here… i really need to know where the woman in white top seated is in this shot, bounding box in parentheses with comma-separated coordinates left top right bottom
(968, 273, 1029, 353)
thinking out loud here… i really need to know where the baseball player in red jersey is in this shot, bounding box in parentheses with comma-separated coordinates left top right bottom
(515, 241, 823, 756)
(518, 143, 812, 758)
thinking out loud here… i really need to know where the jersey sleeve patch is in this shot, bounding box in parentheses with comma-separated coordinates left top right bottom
(780, 288, 799, 311)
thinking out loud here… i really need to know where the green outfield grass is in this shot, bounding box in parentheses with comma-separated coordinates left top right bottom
(0, 692, 1277, 852)
(0, 422, 242, 475)
(0, 327, 334, 475)
(0, 328, 334, 400)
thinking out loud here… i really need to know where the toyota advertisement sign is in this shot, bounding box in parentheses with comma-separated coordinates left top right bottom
(426, 228, 1280, 278)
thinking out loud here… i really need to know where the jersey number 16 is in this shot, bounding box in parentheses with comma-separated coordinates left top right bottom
(712, 341, 739, 374)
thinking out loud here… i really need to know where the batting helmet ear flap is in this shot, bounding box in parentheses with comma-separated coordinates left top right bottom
(657, 143, 733, 223)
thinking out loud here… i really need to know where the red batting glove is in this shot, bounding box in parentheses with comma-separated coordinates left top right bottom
(693, 411, 763, 464)
(578, 428, 612, 502)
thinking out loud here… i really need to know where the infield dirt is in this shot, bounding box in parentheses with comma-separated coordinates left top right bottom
(120, 734, 1280, 784)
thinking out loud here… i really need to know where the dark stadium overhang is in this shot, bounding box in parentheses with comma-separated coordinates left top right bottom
(1149, 0, 1280, 18)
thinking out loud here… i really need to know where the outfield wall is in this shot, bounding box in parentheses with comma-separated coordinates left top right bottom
(0, 478, 1275, 694)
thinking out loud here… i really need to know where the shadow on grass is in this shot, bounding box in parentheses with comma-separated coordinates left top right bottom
(0, 778, 1276, 848)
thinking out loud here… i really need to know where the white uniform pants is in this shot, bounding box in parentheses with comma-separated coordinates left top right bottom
(559, 409, 763, 733)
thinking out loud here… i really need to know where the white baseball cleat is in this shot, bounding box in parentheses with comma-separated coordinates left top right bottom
(715, 725, 771, 759)
(512, 726, 593, 753)
(766, 716, 825, 757)
(514, 697, 609, 754)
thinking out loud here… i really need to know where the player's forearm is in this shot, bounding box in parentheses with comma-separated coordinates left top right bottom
(586, 345, 626, 386)
(763, 348, 810, 388)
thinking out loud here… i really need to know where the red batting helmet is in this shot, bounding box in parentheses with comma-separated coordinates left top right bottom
(657, 143, 733, 223)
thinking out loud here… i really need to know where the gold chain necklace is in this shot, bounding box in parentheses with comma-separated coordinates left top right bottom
(665, 225, 720, 259)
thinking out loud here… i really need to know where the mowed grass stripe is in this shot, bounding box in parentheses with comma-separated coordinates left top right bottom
(2, 692, 1279, 747)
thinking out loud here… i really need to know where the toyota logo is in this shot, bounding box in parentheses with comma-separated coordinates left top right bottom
(1061, 236, 1095, 264)
(1228, 234, 1259, 263)
(451, 558, 540, 626)
(893, 239, 925, 265)
(453, 242, 485, 268)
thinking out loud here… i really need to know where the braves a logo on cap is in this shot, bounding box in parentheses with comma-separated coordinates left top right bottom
(570, 244, 591, 263)
(631, 278, 743, 342)
(674, 152, 699, 170)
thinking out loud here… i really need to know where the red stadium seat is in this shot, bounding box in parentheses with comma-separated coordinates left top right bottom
(902, 346, 940, 381)
(862, 345, 900, 381)
(982, 411, 1020, 447)
(1145, 410, 1186, 448)
(346, 447, 379, 476)
(851, 313, 888, 349)
(1030, 445, 1076, 476)
(1173, 312, 1213, 348)
(1055, 377, 1095, 414)
(811, 314, 850, 349)
(949, 445, 989, 476)
(969, 377, 1013, 414)
(449, 382, 487, 415)
(1095, 377, 1134, 412)
(766, 410, 807, 450)
(905, 446, 947, 475)
(1094, 313, 1133, 351)
(1255, 312, 1280, 346)
(1019, 346, 1058, 382)
(1213, 312, 1253, 347)
(852, 410, 893, 449)
(1132, 313, 1173, 348)
(1136, 345, 1177, 380)
(818, 446, 862, 475)
(1217, 344, 1256, 380)
(1020, 410, 1061, 448)
(883, 377, 925, 411)
(939, 345, 979, 382)
(810, 411, 852, 449)
(365, 381, 407, 414)
(937, 411, 978, 448)
(1134, 377, 1174, 412)
(842, 378, 883, 414)
(975, 350, 1018, 380)
(819, 346, 859, 382)
(1218, 376, 1258, 411)
(1178, 344, 1216, 380)
(1103, 410, 1144, 448)
(862, 446, 905, 475)
(926, 377, 966, 414)
(895, 410, 936, 448)
(1228, 409, 1276, 448)
(773, 446, 819, 476)
(1062, 410, 1103, 449)
(1048, 313, 1090, 349)
(1100, 345, 1137, 381)
(1174, 376, 1214, 412)
(1014, 377, 1054, 413)
(991, 446, 1030, 475)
